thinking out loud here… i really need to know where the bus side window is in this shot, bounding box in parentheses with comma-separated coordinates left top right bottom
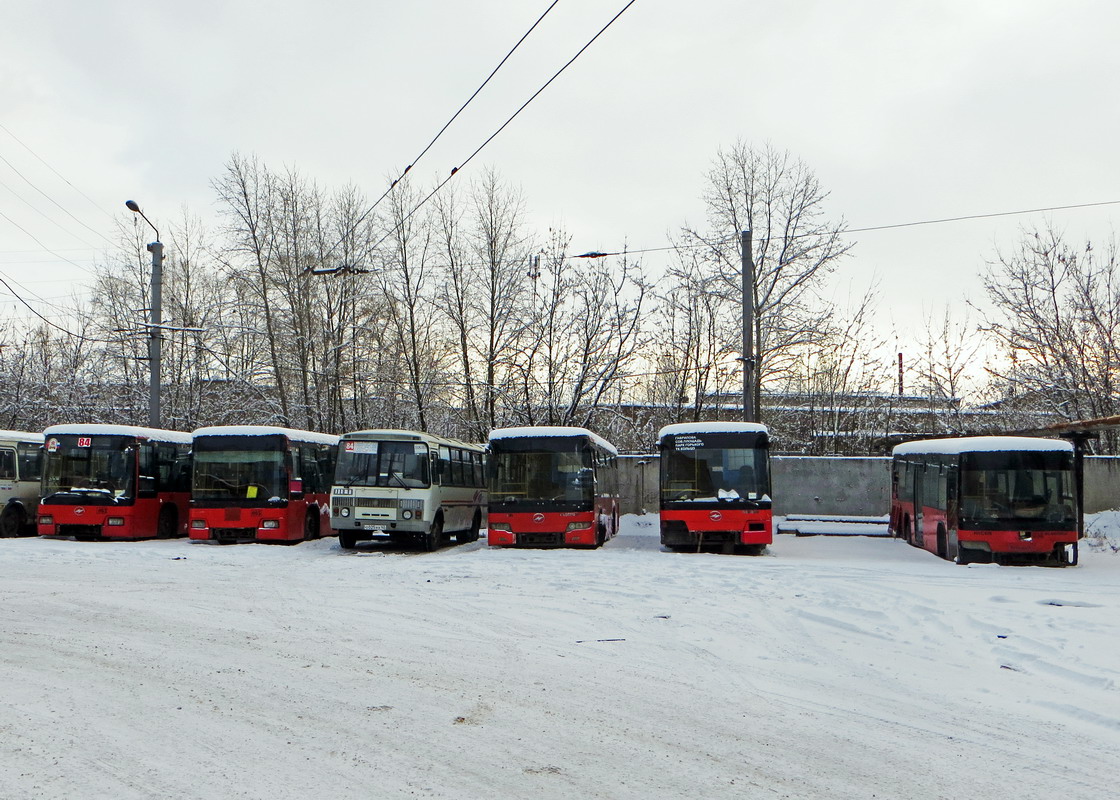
(173, 453, 192, 492)
(472, 452, 484, 488)
(301, 445, 323, 494)
(438, 447, 452, 486)
(319, 445, 337, 488)
(0, 448, 15, 479)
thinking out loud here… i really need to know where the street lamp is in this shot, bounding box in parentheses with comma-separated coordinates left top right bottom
(126, 200, 163, 429)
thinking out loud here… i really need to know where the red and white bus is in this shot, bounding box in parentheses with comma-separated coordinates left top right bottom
(189, 426, 338, 544)
(487, 426, 619, 548)
(889, 436, 1079, 565)
(657, 422, 773, 554)
(38, 424, 192, 540)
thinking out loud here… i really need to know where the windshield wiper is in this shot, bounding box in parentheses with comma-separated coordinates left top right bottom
(387, 470, 409, 489)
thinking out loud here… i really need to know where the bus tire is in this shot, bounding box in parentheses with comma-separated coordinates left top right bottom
(339, 532, 358, 550)
(157, 506, 178, 539)
(0, 505, 24, 538)
(303, 510, 319, 541)
(423, 518, 443, 552)
(462, 512, 481, 544)
(936, 525, 948, 560)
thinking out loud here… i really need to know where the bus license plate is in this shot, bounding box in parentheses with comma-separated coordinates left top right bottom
(362, 523, 385, 532)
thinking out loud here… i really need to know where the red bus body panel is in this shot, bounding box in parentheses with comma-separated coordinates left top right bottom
(37, 494, 188, 540)
(659, 507, 772, 546)
(189, 498, 332, 543)
(487, 508, 611, 548)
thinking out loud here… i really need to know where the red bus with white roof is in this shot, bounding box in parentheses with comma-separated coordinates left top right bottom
(657, 422, 773, 554)
(189, 426, 338, 544)
(889, 436, 1079, 565)
(487, 426, 619, 548)
(37, 424, 192, 540)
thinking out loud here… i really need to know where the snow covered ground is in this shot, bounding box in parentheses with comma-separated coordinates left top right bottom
(3, 514, 1119, 800)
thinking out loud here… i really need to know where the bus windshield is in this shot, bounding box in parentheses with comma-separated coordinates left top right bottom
(193, 435, 287, 502)
(661, 433, 769, 503)
(42, 435, 136, 499)
(959, 451, 1076, 526)
(490, 438, 594, 507)
(335, 440, 430, 489)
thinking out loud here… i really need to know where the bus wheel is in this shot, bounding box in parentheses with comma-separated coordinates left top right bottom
(462, 512, 481, 544)
(157, 506, 178, 539)
(936, 526, 948, 560)
(303, 510, 320, 541)
(423, 518, 443, 552)
(339, 532, 357, 550)
(0, 506, 24, 538)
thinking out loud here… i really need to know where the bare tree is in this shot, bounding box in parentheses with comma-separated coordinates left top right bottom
(914, 308, 984, 434)
(681, 141, 852, 419)
(377, 177, 449, 432)
(981, 225, 1120, 446)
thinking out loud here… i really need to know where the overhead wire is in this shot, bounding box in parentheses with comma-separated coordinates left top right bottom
(0, 121, 117, 223)
(320, 0, 563, 265)
(354, 0, 640, 266)
(0, 151, 118, 248)
(574, 198, 1120, 259)
(0, 275, 120, 343)
(0, 208, 98, 276)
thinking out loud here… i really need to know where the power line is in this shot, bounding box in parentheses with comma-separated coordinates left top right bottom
(576, 199, 1120, 259)
(0, 208, 97, 276)
(320, 0, 563, 267)
(0, 275, 119, 343)
(0, 122, 117, 223)
(844, 199, 1120, 235)
(356, 0, 639, 268)
(0, 152, 117, 248)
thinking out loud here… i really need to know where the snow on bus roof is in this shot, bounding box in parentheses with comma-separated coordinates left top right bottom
(191, 425, 339, 446)
(340, 429, 484, 449)
(488, 426, 618, 455)
(44, 423, 192, 445)
(0, 429, 43, 442)
(657, 421, 769, 442)
(891, 435, 1073, 456)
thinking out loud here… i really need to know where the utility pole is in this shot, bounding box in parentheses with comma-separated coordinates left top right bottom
(126, 200, 162, 429)
(741, 229, 755, 423)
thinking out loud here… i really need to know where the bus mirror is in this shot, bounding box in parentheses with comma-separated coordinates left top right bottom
(138, 475, 157, 497)
(289, 478, 304, 498)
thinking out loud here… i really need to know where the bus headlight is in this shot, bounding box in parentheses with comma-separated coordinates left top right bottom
(489, 522, 512, 532)
(107, 517, 125, 527)
(401, 510, 412, 520)
(38, 515, 53, 526)
(566, 522, 592, 532)
(191, 519, 206, 529)
(339, 507, 350, 517)
(261, 520, 280, 529)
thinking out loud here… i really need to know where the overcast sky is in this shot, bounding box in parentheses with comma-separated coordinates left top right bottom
(3, 0, 1118, 364)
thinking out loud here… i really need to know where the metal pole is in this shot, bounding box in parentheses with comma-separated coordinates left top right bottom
(148, 240, 163, 429)
(741, 230, 755, 423)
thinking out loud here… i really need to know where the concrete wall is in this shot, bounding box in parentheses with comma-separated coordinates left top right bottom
(618, 454, 1120, 517)
(770, 456, 890, 517)
(1084, 456, 1120, 513)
